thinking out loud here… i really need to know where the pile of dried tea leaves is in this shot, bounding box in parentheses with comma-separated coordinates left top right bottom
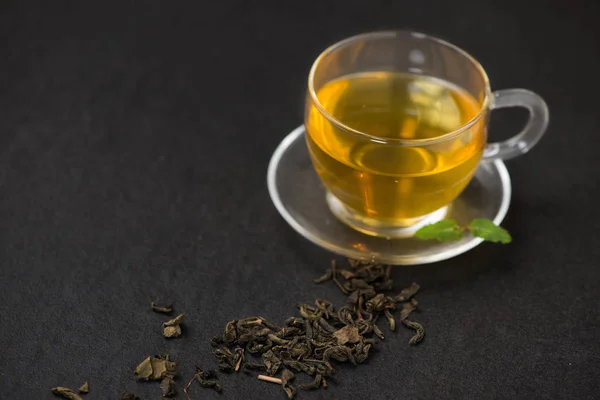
(51, 258, 423, 399)
(211, 258, 424, 398)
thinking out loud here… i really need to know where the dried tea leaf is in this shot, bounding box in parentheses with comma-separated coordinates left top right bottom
(163, 325, 182, 338)
(313, 270, 332, 283)
(214, 346, 244, 372)
(333, 325, 360, 345)
(262, 350, 282, 376)
(160, 375, 177, 397)
(298, 374, 322, 390)
(323, 345, 356, 364)
(133, 357, 154, 379)
(339, 269, 356, 279)
(395, 282, 420, 302)
(151, 301, 173, 314)
(164, 357, 178, 377)
(163, 314, 184, 338)
(399, 299, 419, 321)
(373, 323, 385, 339)
(51, 387, 83, 400)
(384, 309, 396, 331)
(164, 313, 184, 327)
(280, 369, 297, 399)
(192, 366, 222, 393)
(78, 381, 89, 394)
(120, 393, 140, 400)
(402, 319, 425, 345)
(134, 355, 176, 380)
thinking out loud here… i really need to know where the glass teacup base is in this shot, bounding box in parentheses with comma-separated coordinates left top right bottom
(325, 192, 449, 239)
(267, 125, 511, 265)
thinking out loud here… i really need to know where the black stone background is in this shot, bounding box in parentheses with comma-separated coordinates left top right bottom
(0, 0, 599, 399)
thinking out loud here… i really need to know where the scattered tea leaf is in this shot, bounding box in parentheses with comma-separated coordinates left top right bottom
(151, 301, 173, 314)
(402, 319, 425, 345)
(338, 269, 356, 279)
(384, 309, 396, 330)
(399, 299, 419, 321)
(313, 270, 332, 283)
(333, 325, 360, 345)
(163, 314, 184, 338)
(298, 374, 323, 390)
(189, 366, 222, 393)
(160, 375, 177, 398)
(415, 219, 463, 241)
(78, 381, 89, 394)
(215, 346, 245, 372)
(395, 282, 420, 302)
(469, 218, 512, 244)
(51, 387, 83, 400)
(164, 314, 185, 327)
(262, 350, 282, 376)
(133, 357, 154, 379)
(120, 393, 140, 400)
(134, 355, 177, 380)
(280, 369, 297, 399)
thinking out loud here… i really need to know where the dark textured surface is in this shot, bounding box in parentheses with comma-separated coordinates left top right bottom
(1, 1, 599, 399)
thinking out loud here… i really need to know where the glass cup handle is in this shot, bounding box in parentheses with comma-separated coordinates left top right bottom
(482, 89, 549, 161)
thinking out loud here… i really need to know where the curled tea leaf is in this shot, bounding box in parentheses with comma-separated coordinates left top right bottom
(372, 323, 385, 339)
(298, 374, 322, 390)
(192, 366, 222, 393)
(384, 309, 396, 331)
(281, 369, 297, 399)
(323, 345, 356, 364)
(160, 375, 177, 398)
(163, 314, 184, 338)
(151, 301, 173, 314)
(313, 270, 332, 283)
(215, 346, 245, 372)
(415, 219, 463, 241)
(469, 218, 512, 244)
(402, 319, 425, 345)
(51, 387, 83, 400)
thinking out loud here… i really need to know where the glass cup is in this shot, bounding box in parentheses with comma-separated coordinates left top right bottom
(304, 31, 548, 238)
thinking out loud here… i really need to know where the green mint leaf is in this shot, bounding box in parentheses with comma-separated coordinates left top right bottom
(414, 219, 463, 241)
(469, 218, 512, 244)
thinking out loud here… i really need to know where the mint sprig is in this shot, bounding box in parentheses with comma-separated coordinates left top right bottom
(415, 218, 511, 243)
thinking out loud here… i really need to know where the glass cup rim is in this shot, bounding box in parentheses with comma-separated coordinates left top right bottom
(307, 30, 492, 146)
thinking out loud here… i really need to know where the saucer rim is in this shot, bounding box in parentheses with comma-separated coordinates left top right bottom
(267, 125, 512, 265)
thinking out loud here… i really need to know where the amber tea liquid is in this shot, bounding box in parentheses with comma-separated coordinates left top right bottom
(306, 71, 485, 224)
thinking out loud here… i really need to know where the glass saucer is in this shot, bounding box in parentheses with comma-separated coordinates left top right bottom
(267, 125, 511, 265)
